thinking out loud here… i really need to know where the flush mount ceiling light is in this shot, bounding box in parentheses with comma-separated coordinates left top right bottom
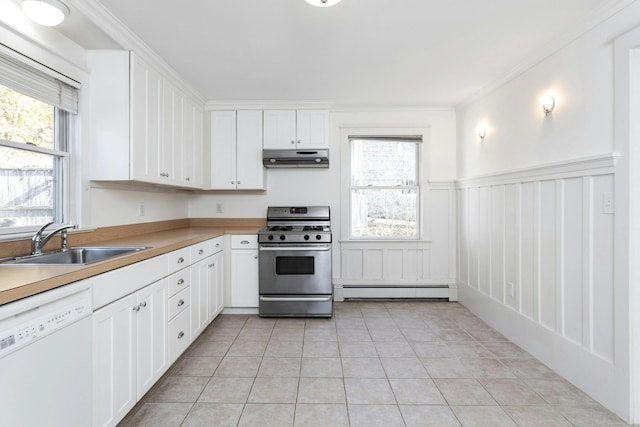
(21, 0, 69, 26)
(305, 0, 343, 7)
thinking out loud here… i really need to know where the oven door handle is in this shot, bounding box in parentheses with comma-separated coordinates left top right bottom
(260, 296, 333, 302)
(259, 244, 331, 251)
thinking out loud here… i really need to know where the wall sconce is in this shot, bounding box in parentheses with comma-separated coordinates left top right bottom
(477, 127, 487, 142)
(541, 95, 556, 116)
(21, 0, 69, 26)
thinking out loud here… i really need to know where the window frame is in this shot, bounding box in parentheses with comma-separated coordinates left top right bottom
(0, 49, 77, 238)
(340, 127, 429, 242)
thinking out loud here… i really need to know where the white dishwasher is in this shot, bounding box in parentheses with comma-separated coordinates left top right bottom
(0, 280, 92, 427)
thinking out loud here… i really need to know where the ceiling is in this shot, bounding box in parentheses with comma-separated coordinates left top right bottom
(84, 0, 614, 107)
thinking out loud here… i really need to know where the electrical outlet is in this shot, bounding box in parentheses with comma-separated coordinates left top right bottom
(506, 282, 514, 297)
(139, 202, 145, 216)
(216, 203, 223, 214)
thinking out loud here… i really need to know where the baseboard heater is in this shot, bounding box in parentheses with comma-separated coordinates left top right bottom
(341, 285, 451, 300)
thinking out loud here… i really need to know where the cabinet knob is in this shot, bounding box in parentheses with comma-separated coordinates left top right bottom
(177, 299, 184, 307)
(297, 139, 301, 144)
(254, 255, 258, 259)
(186, 177, 190, 181)
(177, 257, 184, 264)
(198, 249, 204, 255)
(132, 304, 140, 312)
(139, 301, 147, 308)
(177, 278, 185, 285)
(238, 181, 241, 185)
(231, 181, 235, 184)
(215, 243, 220, 248)
(178, 331, 185, 339)
(291, 140, 295, 144)
(208, 263, 215, 268)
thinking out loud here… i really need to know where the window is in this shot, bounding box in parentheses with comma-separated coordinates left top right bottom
(0, 50, 78, 233)
(349, 136, 420, 238)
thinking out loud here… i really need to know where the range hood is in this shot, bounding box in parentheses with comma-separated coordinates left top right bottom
(262, 149, 329, 168)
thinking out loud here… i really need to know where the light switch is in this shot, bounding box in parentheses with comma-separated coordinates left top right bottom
(603, 192, 614, 214)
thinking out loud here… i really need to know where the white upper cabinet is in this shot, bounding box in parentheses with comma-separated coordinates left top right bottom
(263, 109, 329, 149)
(88, 50, 204, 189)
(210, 110, 265, 190)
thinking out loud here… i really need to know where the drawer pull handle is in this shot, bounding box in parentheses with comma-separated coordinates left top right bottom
(177, 278, 185, 285)
(177, 257, 185, 264)
(139, 301, 147, 308)
(178, 331, 185, 339)
(198, 249, 204, 255)
(177, 299, 184, 307)
(241, 240, 250, 244)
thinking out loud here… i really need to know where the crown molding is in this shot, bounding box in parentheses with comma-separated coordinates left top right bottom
(205, 100, 334, 111)
(456, 0, 636, 109)
(65, 0, 205, 103)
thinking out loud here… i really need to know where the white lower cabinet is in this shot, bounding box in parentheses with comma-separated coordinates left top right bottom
(92, 278, 168, 427)
(230, 235, 259, 308)
(208, 250, 224, 318)
(91, 237, 226, 427)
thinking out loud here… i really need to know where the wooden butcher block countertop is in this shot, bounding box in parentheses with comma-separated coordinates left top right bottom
(0, 218, 264, 306)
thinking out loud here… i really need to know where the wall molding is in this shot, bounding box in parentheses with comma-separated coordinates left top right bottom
(205, 100, 333, 111)
(457, 152, 619, 187)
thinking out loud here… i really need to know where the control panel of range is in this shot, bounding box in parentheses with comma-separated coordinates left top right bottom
(263, 234, 331, 243)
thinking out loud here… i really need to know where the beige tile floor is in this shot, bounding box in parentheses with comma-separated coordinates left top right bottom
(120, 301, 630, 427)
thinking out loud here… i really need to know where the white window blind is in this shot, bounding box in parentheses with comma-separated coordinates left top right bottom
(0, 46, 79, 114)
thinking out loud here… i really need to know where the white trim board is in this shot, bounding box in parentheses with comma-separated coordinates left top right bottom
(458, 283, 619, 414)
(457, 152, 619, 187)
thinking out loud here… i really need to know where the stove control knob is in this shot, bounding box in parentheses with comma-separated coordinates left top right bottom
(304, 235, 310, 240)
(280, 235, 286, 241)
(315, 234, 322, 240)
(268, 235, 274, 241)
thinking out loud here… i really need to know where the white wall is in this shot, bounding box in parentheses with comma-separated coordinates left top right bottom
(456, 2, 640, 422)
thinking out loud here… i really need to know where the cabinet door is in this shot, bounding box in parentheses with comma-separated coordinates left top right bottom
(191, 258, 209, 339)
(136, 279, 168, 399)
(296, 110, 329, 148)
(263, 110, 296, 149)
(236, 110, 265, 190)
(210, 111, 237, 189)
(162, 81, 182, 185)
(93, 293, 138, 427)
(181, 98, 195, 187)
(231, 249, 259, 307)
(208, 250, 224, 320)
(130, 54, 163, 184)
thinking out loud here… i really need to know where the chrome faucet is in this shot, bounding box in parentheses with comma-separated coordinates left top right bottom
(31, 223, 78, 255)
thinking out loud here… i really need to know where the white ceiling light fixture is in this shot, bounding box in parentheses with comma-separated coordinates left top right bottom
(305, 0, 343, 7)
(21, 0, 69, 26)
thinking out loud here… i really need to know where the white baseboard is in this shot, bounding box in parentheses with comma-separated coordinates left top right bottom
(458, 283, 620, 418)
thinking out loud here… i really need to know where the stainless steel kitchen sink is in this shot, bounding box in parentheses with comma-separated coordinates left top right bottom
(1, 246, 149, 265)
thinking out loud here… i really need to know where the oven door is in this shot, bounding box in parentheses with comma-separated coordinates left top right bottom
(259, 243, 332, 295)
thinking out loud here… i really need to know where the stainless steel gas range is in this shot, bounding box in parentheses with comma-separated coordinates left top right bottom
(258, 206, 333, 317)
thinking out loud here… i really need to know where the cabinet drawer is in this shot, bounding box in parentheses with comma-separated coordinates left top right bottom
(231, 234, 258, 249)
(211, 236, 224, 254)
(168, 287, 190, 319)
(168, 309, 191, 363)
(190, 240, 212, 262)
(168, 269, 191, 297)
(168, 247, 191, 273)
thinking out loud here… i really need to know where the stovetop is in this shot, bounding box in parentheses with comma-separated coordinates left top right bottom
(260, 206, 331, 244)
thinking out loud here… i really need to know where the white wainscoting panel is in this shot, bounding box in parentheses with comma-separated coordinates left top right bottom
(457, 153, 618, 411)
